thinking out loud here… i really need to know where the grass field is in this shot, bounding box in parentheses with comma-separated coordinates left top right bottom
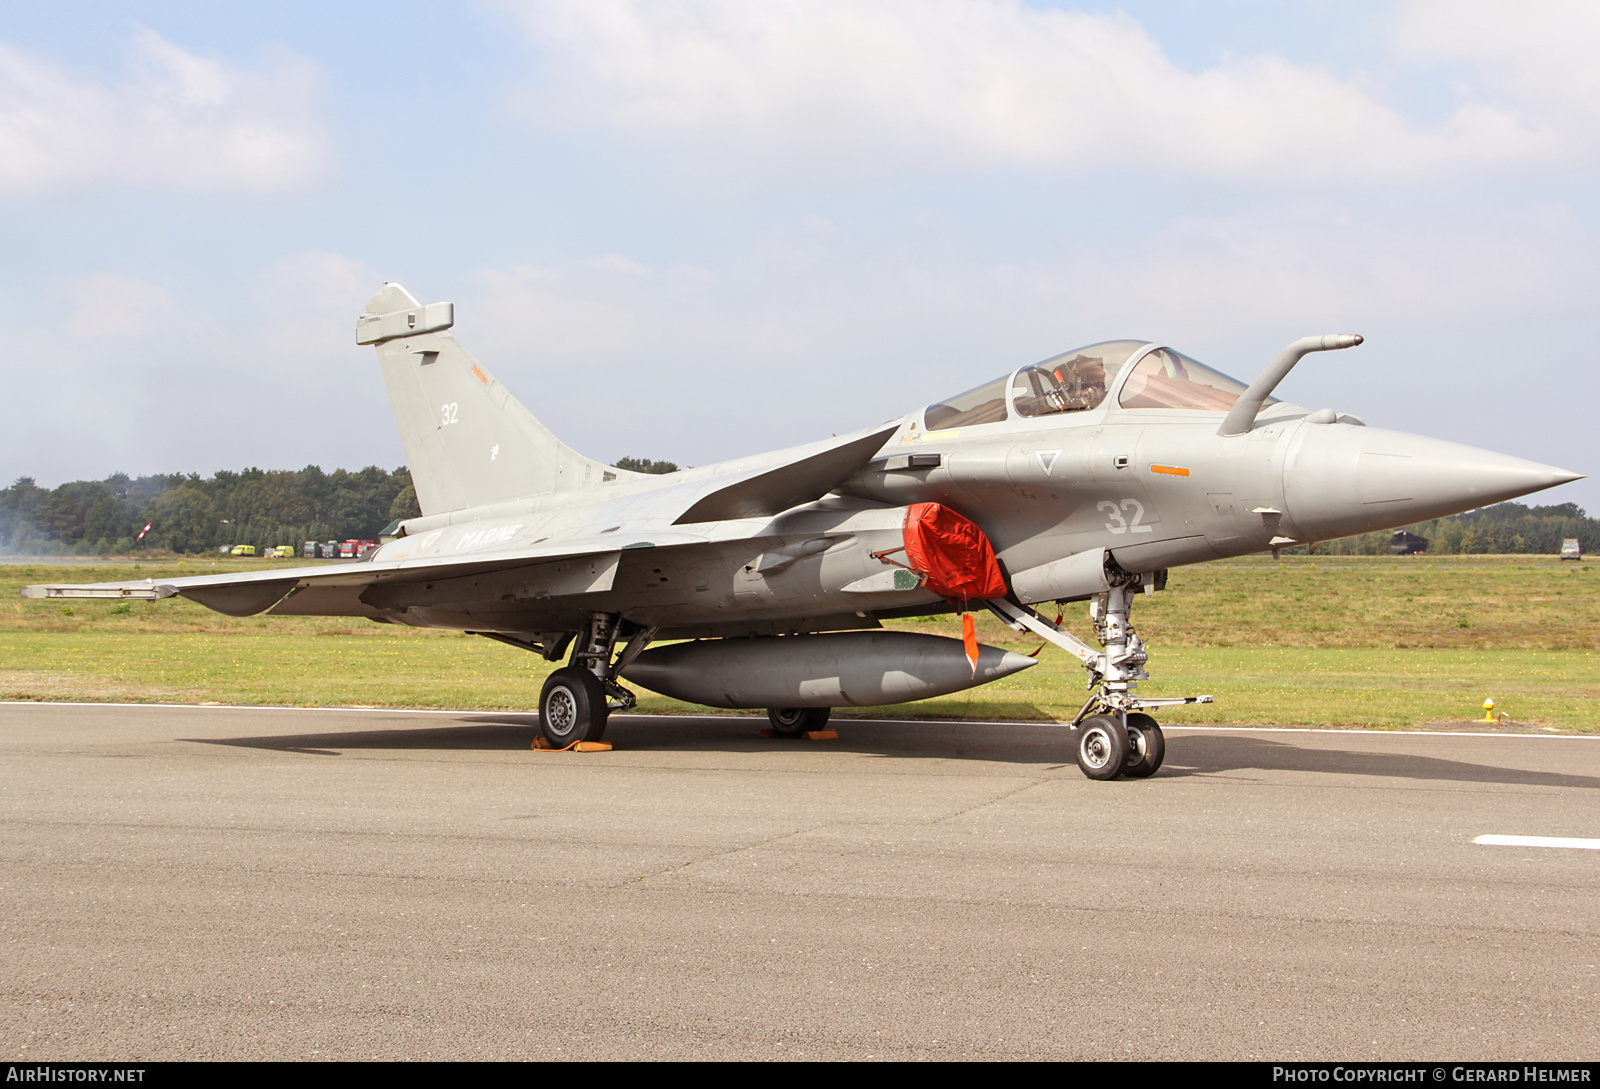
(2, 554, 1596, 730)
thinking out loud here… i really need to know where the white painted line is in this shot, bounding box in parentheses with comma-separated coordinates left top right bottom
(1474, 835, 1600, 850)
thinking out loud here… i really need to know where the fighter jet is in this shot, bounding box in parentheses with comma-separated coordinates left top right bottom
(23, 283, 1582, 779)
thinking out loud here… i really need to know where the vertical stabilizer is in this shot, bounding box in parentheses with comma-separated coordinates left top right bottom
(357, 283, 634, 515)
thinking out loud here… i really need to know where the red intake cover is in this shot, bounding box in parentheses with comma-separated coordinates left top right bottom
(902, 502, 1008, 603)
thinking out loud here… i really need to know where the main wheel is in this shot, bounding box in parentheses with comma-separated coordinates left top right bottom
(766, 706, 831, 738)
(1121, 712, 1166, 778)
(539, 667, 609, 746)
(1076, 713, 1129, 780)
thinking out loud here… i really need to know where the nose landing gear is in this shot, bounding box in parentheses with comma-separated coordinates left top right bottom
(990, 576, 1209, 780)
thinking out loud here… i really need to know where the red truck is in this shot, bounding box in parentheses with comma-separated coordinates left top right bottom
(338, 539, 378, 559)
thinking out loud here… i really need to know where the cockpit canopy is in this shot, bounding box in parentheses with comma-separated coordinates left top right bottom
(921, 340, 1270, 430)
(1118, 347, 1268, 411)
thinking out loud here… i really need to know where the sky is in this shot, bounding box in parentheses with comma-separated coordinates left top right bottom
(2, 0, 1596, 510)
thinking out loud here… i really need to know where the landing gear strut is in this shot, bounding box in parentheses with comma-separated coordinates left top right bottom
(536, 613, 654, 747)
(989, 573, 1210, 781)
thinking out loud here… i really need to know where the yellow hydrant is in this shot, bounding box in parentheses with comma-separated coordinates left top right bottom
(1481, 698, 1497, 723)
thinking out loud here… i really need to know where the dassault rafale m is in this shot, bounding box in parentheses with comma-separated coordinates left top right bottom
(24, 284, 1582, 779)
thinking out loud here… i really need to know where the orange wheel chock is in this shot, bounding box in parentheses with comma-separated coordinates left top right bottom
(531, 737, 614, 752)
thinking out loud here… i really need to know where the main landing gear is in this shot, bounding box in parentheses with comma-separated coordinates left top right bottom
(764, 706, 832, 738)
(988, 575, 1208, 781)
(537, 613, 654, 747)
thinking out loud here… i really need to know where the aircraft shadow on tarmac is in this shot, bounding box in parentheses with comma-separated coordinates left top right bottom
(183, 715, 1600, 790)
(1158, 733, 1600, 790)
(182, 713, 1073, 762)
(183, 718, 542, 756)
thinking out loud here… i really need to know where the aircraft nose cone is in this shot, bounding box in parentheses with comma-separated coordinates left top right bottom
(1284, 425, 1583, 540)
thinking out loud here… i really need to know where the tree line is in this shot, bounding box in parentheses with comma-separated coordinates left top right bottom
(1279, 501, 1595, 556)
(0, 467, 420, 555)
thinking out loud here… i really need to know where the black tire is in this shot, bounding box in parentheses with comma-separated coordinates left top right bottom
(1121, 712, 1166, 778)
(540, 667, 609, 746)
(766, 707, 831, 738)
(1076, 713, 1129, 780)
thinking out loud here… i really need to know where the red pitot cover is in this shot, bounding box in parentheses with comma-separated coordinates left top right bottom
(902, 502, 1008, 603)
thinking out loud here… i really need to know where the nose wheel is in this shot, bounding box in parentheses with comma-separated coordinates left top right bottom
(1075, 714, 1128, 780)
(1121, 712, 1166, 778)
(1075, 711, 1166, 780)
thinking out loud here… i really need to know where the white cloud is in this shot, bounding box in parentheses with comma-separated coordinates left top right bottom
(58, 273, 186, 339)
(0, 28, 329, 198)
(459, 205, 1600, 376)
(1393, 0, 1600, 133)
(1009, 202, 1600, 343)
(427, 188, 1599, 473)
(497, 0, 1555, 187)
(255, 250, 382, 369)
(7, 212, 1593, 495)
(4, 259, 404, 486)
(586, 254, 650, 275)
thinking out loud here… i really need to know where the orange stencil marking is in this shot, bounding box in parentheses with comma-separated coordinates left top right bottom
(470, 365, 488, 385)
(1150, 464, 1190, 476)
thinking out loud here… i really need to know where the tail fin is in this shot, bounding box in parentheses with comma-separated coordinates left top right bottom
(357, 283, 631, 515)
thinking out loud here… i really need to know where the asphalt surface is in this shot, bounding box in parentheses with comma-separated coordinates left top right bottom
(3, 702, 1597, 1061)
